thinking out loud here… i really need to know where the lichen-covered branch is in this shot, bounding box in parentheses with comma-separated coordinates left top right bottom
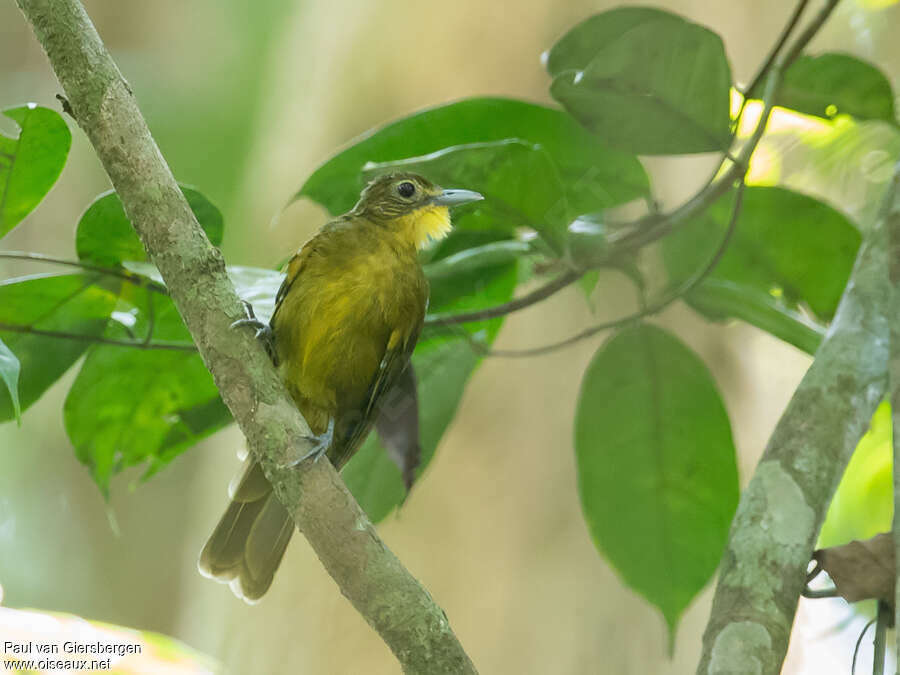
(15, 1, 476, 672)
(697, 172, 896, 674)
(887, 163, 900, 660)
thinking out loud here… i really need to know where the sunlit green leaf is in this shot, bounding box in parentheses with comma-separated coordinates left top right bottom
(575, 323, 738, 636)
(547, 7, 732, 154)
(0, 337, 21, 423)
(819, 401, 892, 549)
(0, 274, 120, 422)
(0, 104, 71, 235)
(295, 97, 648, 217)
(76, 186, 223, 266)
(776, 53, 896, 124)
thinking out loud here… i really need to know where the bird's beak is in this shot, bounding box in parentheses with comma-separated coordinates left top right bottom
(432, 189, 484, 207)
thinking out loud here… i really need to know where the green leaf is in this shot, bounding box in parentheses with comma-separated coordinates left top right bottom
(776, 53, 896, 124)
(575, 323, 738, 635)
(342, 261, 518, 521)
(0, 274, 120, 422)
(0, 336, 21, 423)
(547, 8, 732, 154)
(63, 290, 227, 494)
(0, 104, 71, 235)
(663, 186, 861, 323)
(295, 97, 648, 217)
(76, 186, 223, 266)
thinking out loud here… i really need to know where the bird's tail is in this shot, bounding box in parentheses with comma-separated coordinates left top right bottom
(198, 459, 294, 603)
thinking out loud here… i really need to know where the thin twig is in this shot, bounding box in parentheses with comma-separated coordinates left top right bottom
(852, 618, 876, 675)
(743, 0, 811, 96)
(0, 321, 197, 351)
(800, 586, 839, 599)
(425, 269, 581, 326)
(780, 0, 840, 69)
(0, 251, 168, 293)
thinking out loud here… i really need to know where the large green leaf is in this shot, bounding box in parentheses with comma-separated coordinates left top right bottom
(663, 186, 861, 323)
(0, 337, 21, 423)
(343, 260, 518, 522)
(776, 53, 896, 124)
(547, 7, 732, 154)
(63, 288, 228, 494)
(0, 274, 120, 422)
(0, 104, 71, 235)
(575, 323, 738, 635)
(76, 186, 223, 266)
(295, 97, 648, 217)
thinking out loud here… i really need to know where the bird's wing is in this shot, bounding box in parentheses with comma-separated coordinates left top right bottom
(270, 247, 310, 326)
(329, 322, 421, 469)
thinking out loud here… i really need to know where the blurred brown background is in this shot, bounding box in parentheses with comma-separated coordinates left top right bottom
(1, 1, 898, 673)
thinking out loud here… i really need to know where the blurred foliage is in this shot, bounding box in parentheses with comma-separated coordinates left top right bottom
(819, 401, 893, 549)
(2, 1, 899, 646)
(133, 0, 296, 225)
(0, 603, 218, 674)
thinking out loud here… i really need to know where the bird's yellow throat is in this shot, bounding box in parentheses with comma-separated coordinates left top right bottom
(395, 204, 453, 249)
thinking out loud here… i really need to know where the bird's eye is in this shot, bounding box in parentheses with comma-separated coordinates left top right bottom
(397, 181, 416, 198)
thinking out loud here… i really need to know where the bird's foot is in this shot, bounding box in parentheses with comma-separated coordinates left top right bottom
(281, 418, 335, 468)
(232, 301, 276, 362)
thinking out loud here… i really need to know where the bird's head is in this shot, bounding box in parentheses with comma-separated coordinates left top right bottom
(353, 172, 483, 249)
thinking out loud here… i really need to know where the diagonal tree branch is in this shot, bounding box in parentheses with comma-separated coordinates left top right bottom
(15, 1, 476, 672)
(887, 162, 900, 660)
(697, 167, 896, 674)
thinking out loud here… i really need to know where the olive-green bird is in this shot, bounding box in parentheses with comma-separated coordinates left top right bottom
(198, 172, 483, 602)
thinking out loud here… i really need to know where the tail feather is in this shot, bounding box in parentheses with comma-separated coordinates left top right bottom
(199, 459, 294, 603)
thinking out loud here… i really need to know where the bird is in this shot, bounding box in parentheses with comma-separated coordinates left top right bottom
(198, 172, 483, 602)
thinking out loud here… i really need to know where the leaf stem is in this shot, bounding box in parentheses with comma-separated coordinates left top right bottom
(744, 0, 810, 96)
